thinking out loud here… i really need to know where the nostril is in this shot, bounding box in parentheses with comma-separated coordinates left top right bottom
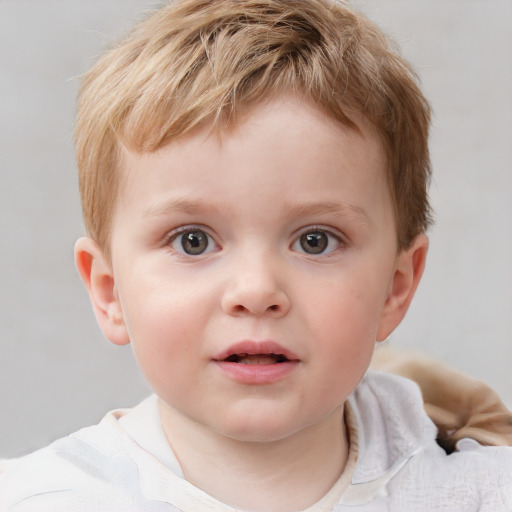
(222, 293, 290, 317)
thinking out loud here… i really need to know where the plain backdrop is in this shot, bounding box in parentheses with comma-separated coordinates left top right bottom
(0, 0, 511, 458)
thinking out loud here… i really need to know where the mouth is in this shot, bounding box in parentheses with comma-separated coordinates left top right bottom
(213, 341, 300, 365)
(213, 342, 299, 384)
(223, 353, 291, 365)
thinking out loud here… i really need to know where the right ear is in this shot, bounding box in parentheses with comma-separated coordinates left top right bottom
(74, 237, 130, 346)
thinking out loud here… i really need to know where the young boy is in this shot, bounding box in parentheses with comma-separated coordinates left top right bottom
(1, 0, 511, 510)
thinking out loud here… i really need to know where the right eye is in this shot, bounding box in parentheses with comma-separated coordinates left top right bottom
(170, 228, 217, 256)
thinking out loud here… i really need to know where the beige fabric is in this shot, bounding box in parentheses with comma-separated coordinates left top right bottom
(371, 346, 512, 452)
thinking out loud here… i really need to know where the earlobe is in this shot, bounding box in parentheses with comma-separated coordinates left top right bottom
(74, 237, 130, 346)
(376, 234, 429, 342)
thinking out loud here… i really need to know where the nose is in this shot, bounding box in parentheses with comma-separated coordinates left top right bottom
(221, 254, 291, 318)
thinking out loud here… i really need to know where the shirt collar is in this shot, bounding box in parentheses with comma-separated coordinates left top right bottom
(77, 371, 435, 510)
(118, 394, 184, 479)
(338, 371, 436, 506)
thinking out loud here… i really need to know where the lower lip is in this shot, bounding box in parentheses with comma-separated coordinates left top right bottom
(213, 360, 299, 384)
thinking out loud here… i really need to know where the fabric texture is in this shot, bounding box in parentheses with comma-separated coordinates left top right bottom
(371, 346, 512, 452)
(1, 372, 512, 511)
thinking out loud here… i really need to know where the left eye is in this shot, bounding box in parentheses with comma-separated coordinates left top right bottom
(292, 229, 342, 255)
(170, 229, 217, 256)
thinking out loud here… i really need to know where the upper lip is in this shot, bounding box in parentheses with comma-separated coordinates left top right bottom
(213, 341, 300, 362)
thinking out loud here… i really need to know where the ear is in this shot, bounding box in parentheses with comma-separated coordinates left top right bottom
(376, 234, 429, 342)
(74, 237, 130, 346)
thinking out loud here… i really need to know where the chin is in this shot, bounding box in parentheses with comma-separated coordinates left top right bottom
(210, 409, 312, 444)
(220, 424, 300, 444)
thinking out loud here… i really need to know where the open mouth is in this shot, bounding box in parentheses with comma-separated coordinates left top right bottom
(213, 343, 299, 383)
(223, 353, 290, 365)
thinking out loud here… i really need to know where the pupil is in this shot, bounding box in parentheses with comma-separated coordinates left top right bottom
(301, 232, 328, 254)
(182, 231, 208, 255)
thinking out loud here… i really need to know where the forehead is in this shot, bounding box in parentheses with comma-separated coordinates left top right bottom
(114, 97, 390, 227)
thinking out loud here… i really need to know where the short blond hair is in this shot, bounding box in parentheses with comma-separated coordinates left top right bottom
(75, 0, 432, 253)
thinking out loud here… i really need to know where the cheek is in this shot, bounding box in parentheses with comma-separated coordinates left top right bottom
(311, 277, 385, 339)
(120, 269, 212, 337)
(318, 311, 375, 379)
(118, 281, 212, 385)
(306, 278, 386, 379)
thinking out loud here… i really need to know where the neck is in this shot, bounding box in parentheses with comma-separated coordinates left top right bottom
(158, 401, 348, 512)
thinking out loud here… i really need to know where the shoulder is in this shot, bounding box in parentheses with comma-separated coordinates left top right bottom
(392, 439, 512, 510)
(350, 371, 439, 458)
(350, 372, 512, 510)
(1, 434, 119, 511)
(0, 402, 152, 511)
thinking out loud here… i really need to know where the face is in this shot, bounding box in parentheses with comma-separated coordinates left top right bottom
(99, 98, 410, 442)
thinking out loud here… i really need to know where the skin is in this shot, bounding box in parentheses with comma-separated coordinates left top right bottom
(76, 96, 428, 511)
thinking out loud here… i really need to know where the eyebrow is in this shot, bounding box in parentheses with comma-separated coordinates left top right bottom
(284, 201, 369, 222)
(142, 197, 224, 218)
(142, 197, 368, 222)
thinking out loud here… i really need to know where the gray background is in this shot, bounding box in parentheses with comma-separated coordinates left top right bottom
(0, 0, 510, 458)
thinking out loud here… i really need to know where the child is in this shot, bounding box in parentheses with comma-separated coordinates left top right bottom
(1, 0, 511, 510)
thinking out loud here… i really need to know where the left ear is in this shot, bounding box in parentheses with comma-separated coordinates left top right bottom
(377, 234, 429, 341)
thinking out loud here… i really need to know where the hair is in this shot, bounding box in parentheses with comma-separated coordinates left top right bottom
(75, 0, 432, 254)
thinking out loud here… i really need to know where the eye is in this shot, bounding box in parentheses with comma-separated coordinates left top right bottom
(170, 228, 217, 256)
(292, 229, 343, 255)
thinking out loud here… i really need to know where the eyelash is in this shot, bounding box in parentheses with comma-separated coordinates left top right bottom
(291, 226, 346, 256)
(165, 225, 219, 257)
(163, 225, 346, 258)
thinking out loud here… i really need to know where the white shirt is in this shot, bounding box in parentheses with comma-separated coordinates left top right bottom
(1, 372, 512, 511)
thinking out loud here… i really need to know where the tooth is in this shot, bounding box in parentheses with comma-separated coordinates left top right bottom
(238, 354, 279, 364)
